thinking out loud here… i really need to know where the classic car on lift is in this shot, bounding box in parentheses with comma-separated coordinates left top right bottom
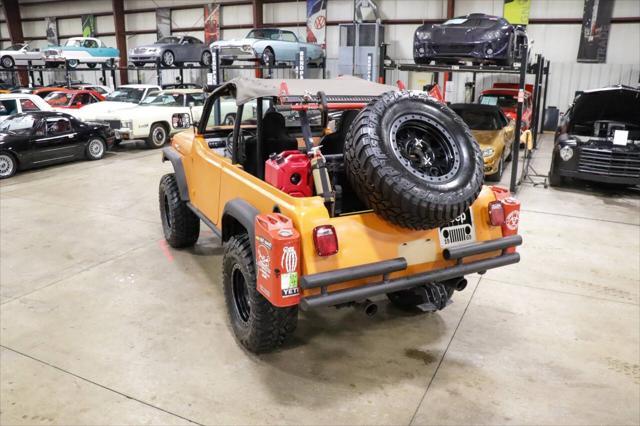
(0, 43, 45, 69)
(549, 85, 640, 187)
(43, 37, 119, 69)
(44, 89, 105, 110)
(0, 94, 52, 121)
(129, 36, 213, 68)
(0, 111, 115, 178)
(86, 89, 207, 148)
(450, 103, 514, 181)
(479, 83, 533, 130)
(211, 28, 324, 66)
(414, 13, 527, 66)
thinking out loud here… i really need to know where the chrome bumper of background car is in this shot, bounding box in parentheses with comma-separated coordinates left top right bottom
(114, 128, 132, 140)
(218, 47, 257, 60)
(129, 55, 160, 62)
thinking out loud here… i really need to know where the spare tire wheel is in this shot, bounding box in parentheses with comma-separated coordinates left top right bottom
(344, 90, 484, 230)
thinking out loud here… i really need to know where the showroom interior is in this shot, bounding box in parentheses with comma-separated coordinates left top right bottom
(0, 0, 638, 424)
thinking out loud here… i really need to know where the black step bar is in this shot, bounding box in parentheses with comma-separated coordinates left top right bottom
(299, 235, 522, 310)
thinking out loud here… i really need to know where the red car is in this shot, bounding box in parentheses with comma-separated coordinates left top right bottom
(43, 89, 105, 109)
(478, 83, 533, 130)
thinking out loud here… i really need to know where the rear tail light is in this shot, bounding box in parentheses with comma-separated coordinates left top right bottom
(488, 201, 505, 226)
(313, 225, 338, 256)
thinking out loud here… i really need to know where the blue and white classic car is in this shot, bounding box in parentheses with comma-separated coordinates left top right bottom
(44, 37, 120, 69)
(210, 28, 324, 66)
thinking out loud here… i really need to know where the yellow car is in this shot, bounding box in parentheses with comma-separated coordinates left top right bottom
(451, 103, 514, 181)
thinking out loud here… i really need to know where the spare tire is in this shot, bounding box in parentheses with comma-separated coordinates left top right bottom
(344, 90, 484, 230)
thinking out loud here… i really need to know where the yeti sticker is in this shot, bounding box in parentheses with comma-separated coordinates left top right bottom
(280, 246, 299, 297)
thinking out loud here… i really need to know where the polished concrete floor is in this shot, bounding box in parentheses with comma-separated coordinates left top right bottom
(1, 135, 638, 425)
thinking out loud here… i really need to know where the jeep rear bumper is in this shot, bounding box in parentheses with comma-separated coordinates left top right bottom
(299, 235, 522, 310)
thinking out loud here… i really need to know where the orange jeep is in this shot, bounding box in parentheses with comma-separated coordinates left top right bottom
(159, 77, 522, 353)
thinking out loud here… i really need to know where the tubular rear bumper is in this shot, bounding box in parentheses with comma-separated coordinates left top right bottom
(299, 235, 522, 310)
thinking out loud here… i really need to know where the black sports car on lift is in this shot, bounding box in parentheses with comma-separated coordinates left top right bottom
(549, 86, 640, 187)
(414, 13, 526, 66)
(0, 111, 115, 178)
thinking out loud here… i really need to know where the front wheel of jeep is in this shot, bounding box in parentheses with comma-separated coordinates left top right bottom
(223, 233, 298, 353)
(159, 174, 200, 248)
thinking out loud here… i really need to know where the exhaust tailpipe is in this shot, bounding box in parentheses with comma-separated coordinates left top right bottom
(356, 299, 378, 317)
(456, 278, 468, 291)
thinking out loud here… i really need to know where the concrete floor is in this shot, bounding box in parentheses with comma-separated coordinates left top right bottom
(1, 135, 638, 425)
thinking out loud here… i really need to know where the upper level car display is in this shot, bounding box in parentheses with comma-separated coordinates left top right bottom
(413, 13, 527, 66)
(549, 85, 640, 187)
(450, 103, 514, 181)
(129, 36, 212, 68)
(44, 89, 105, 110)
(43, 37, 119, 69)
(71, 84, 113, 95)
(0, 111, 116, 178)
(210, 28, 324, 66)
(0, 43, 44, 69)
(0, 94, 52, 121)
(479, 83, 533, 130)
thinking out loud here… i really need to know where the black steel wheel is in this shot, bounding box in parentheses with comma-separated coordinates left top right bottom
(223, 234, 298, 353)
(200, 51, 212, 66)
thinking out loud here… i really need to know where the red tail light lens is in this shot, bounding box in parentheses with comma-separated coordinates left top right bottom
(313, 225, 339, 256)
(488, 201, 505, 226)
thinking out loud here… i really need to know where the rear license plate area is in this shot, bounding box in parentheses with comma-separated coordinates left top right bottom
(439, 210, 476, 248)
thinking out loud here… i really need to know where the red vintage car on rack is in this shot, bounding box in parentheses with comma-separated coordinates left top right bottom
(43, 89, 105, 110)
(478, 83, 533, 130)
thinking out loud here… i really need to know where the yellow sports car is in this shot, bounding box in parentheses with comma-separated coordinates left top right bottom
(451, 103, 514, 181)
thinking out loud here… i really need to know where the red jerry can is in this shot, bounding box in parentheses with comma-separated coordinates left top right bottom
(254, 213, 301, 307)
(265, 151, 313, 197)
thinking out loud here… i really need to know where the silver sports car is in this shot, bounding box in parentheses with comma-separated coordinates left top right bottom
(210, 28, 324, 66)
(129, 36, 212, 68)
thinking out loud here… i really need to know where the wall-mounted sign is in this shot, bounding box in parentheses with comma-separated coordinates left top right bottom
(503, 0, 531, 25)
(82, 15, 96, 38)
(156, 8, 171, 40)
(577, 0, 615, 63)
(45, 17, 58, 46)
(306, 0, 327, 49)
(204, 4, 221, 45)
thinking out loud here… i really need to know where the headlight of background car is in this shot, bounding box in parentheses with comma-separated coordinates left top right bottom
(484, 30, 503, 40)
(172, 113, 191, 129)
(121, 120, 133, 130)
(482, 147, 495, 158)
(415, 30, 431, 41)
(559, 146, 573, 161)
(241, 45, 254, 53)
(147, 48, 160, 53)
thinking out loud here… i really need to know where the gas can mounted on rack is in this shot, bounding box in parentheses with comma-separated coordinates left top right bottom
(490, 186, 521, 253)
(254, 213, 301, 307)
(265, 151, 313, 197)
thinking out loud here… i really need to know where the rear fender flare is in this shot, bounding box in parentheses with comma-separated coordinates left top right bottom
(161, 147, 189, 201)
(222, 199, 259, 256)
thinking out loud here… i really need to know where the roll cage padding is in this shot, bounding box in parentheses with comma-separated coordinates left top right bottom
(222, 198, 260, 255)
(162, 147, 189, 201)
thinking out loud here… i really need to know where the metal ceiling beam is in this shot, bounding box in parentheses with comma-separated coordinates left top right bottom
(253, 0, 264, 28)
(446, 0, 455, 19)
(2, 0, 27, 85)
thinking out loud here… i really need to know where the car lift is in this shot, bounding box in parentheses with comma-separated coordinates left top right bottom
(397, 42, 550, 193)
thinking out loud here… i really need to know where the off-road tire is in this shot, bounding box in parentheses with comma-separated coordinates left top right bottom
(159, 174, 200, 248)
(146, 123, 169, 149)
(387, 285, 454, 311)
(223, 234, 298, 353)
(344, 90, 484, 230)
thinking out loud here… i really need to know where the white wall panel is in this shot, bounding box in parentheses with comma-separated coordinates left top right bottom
(172, 8, 204, 30)
(125, 12, 156, 32)
(222, 5, 253, 26)
(613, 0, 640, 17)
(378, 0, 445, 20)
(96, 15, 115, 34)
(264, 2, 306, 25)
(57, 18, 82, 37)
(529, 1, 583, 19)
(20, 1, 111, 19)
